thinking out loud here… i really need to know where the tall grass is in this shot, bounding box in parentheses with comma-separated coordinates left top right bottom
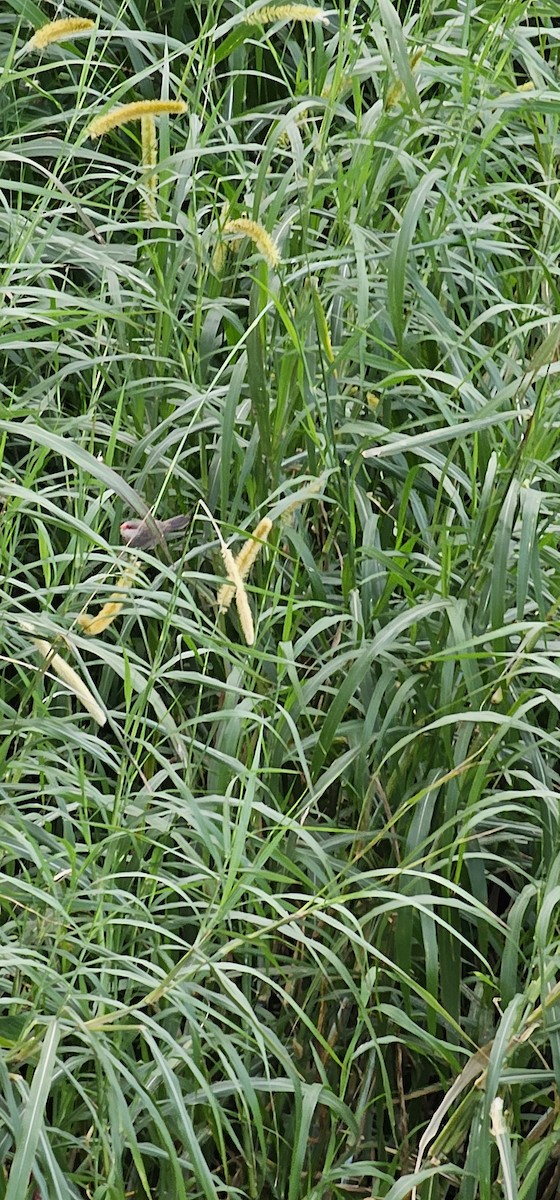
(2, 0, 560, 1197)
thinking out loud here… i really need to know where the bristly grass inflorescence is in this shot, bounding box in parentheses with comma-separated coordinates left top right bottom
(86, 99, 187, 139)
(217, 517, 273, 614)
(85, 99, 186, 221)
(25, 17, 95, 50)
(245, 5, 327, 25)
(23, 627, 106, 726)
(220, 540, 256, 645)
(140, 115, 158, 221)
(222, 217, 281, 267)
(78, 561, 139, 636)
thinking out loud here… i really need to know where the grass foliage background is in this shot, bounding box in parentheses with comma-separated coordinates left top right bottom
(2, 0, 560, 1197)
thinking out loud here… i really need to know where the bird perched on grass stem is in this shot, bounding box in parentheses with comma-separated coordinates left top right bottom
(120, 513, 191, 549)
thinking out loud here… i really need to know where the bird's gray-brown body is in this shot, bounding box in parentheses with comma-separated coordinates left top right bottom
(120, 513, 191, 548)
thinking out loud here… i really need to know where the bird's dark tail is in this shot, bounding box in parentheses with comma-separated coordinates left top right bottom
(163, 513, 192, 535)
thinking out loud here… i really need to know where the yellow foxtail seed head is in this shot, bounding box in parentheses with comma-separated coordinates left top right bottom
(87, 99, 187, 139)
(26, 18, 95, 50)
(218, 518, 272, 613)
(31, 637, 106, 726)
(211, 241, 229, 275)
(140, 115, 158, 221)
(278, 109, 310, 148)
(223, 218, 280, 268)
(280, 478, 323, 524)
(235, 517, 273, 576)
(385, 79, 404, 110)
(246, 5, 327, 25)
(497, 81, 536, 101)
(234, 582, 255, 646)
(220, 544, 255, 646)
(141, 114, 158, 167)
(77, 561, 139, 637)
(386, 47, 423, 110)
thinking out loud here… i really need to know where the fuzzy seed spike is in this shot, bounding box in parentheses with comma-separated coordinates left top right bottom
(26, 18, 95, 50)
(223, 218, 280, 268)
(87, 99, 186, 139)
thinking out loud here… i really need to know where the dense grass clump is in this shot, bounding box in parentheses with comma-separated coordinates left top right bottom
(2, 1, 560, 1197)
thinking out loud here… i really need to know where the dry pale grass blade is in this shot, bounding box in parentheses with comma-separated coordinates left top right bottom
(490, 1098, 517, 1200)
(410, 1044, 492, 1199)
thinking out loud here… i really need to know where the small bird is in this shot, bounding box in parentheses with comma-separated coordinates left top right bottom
(120, 513, 191, 549)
